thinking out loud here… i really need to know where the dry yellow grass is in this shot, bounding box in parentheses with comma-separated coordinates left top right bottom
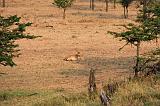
(111, 76, 160, 106)
(0, 0, 159, 93)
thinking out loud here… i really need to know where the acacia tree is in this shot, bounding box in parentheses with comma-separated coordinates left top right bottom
(109, 24, 158, 77)
(53, 0, 73, 19)
(108, 2, 160, 77)
(121, 0, 133, 18)
(0, 15, 37, 67)
(138, 3, 160, 75)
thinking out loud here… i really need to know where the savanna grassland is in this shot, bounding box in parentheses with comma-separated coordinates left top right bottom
(0, 0, 160, 106)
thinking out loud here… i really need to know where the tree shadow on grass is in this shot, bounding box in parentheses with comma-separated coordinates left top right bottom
(72, 12, 123, 19)
(77, 56, 135, 71)
(60, 56, 135, 77)
(72, 4, 91, 11)
(59, 69, 89, 76)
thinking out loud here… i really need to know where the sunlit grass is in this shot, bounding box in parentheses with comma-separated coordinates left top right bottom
(111, 76, 160, 106)
(0, 76, 160, 106)
(0, 89, 100, 106)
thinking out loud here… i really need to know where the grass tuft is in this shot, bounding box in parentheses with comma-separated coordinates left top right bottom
(110, 76, 160, 106)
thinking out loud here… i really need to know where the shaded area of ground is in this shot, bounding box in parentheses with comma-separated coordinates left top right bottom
(60, 56, 134, 77)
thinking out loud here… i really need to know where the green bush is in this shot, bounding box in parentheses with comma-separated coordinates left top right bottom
(53, 0, 73, 19)
(0, 15, 38, 67)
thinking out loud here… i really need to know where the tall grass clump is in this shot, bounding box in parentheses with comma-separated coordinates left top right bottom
(111, 76, 160, 106)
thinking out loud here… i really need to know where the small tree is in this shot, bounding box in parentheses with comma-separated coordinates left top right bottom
(138, 3, 160, 76)
(108, 3, 160, 77)
(109, 24, 158, 77)
(0, 15, 38, 67)
(53, 0, 73, 19)
(120, 0, 133, 18)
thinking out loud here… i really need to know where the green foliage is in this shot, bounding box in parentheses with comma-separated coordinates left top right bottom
(108, 3, 160, 76)
(136, 3, 160, 75)
(120, 0, 133, 7)
(144, 4, 160, 36)
(109, 2, 160, 47)
(139, 48, 160, 75)
(0, 15, 38, 67)
(53, 0, 73, 19)
(108, 23, 158, 49)
(53, 0, 73, 9)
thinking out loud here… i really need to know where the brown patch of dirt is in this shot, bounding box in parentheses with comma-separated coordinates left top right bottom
(0, 0, 159, 92)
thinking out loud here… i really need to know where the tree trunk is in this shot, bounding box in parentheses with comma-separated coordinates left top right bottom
(135, 42, 140, 77)
(92, 0, 94, 10)
(90, 0, 92, 9)
(124, 7, 126, 18)
(126, 7, 128, 18)
(2, 0, 5, 7)
(63, 8, 66, 19)
(105, 0, 108, 12)
(114, 0, 116, 9)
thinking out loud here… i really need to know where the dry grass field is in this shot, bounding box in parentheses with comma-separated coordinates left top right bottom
(0, 0, 160, 105)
